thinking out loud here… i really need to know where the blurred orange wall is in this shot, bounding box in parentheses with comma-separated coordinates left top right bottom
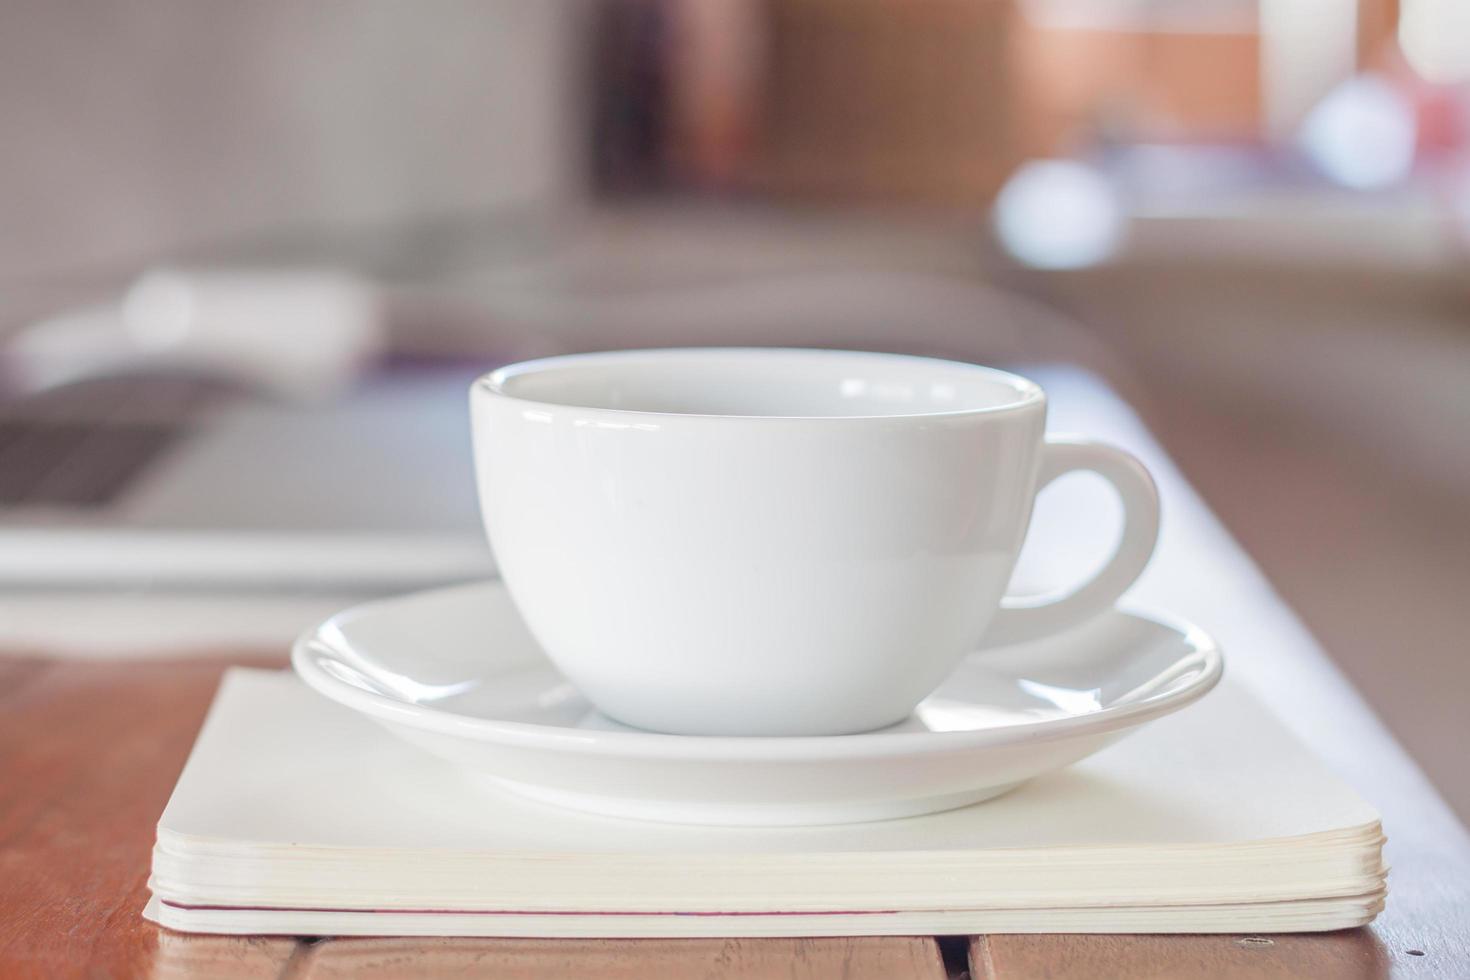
(1013, 18, 1263, 155)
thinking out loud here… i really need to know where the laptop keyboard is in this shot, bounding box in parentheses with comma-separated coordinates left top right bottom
(0, 378, 227, 508)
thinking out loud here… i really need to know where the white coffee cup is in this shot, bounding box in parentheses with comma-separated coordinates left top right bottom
(472, 348, 1159, 736)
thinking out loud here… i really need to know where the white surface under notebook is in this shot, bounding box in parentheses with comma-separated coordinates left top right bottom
(146, 669, 1385, 937)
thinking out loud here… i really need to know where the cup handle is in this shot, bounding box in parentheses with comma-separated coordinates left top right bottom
(983, 437, 1160, 647)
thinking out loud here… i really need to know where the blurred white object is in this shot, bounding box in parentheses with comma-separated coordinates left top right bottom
(7, 268, 386, 400)
(1259, 0, 1357, 137)
(1299, 75, 1417, 191)
(993, 160, 1124, 270)
(1399, 0, 1470, 85)
(123, 269, 386, 397)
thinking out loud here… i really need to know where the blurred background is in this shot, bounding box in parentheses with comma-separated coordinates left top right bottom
(1, 0, 1467, 817)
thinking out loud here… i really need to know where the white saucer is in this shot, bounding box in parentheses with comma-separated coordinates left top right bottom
(292, 582, 1223, 826)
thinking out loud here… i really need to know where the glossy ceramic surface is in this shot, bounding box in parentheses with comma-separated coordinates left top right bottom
(471, 348, 1161, 735)
(292, 582, 1223, 826)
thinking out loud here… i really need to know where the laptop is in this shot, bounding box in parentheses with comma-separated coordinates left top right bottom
(0, 365, 496, 593)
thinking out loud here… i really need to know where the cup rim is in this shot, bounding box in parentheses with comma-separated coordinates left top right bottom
(475, 347, 1045, 422)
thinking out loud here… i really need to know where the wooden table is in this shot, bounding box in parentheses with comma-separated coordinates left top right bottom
(2, 367, 1467, 978)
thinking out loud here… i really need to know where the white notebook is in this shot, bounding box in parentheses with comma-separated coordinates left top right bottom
(146, 669, 1385, 937)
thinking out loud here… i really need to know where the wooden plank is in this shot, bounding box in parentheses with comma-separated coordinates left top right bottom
(972, 932, 1398, 979)
(0, 655, 50, 708)
(151, 933, 303, 980)
(298, 936, 948, 980)
(1358, 810, 1470, 977)
(0, 645, 1463, 980)
(0, 654, 299, 979)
